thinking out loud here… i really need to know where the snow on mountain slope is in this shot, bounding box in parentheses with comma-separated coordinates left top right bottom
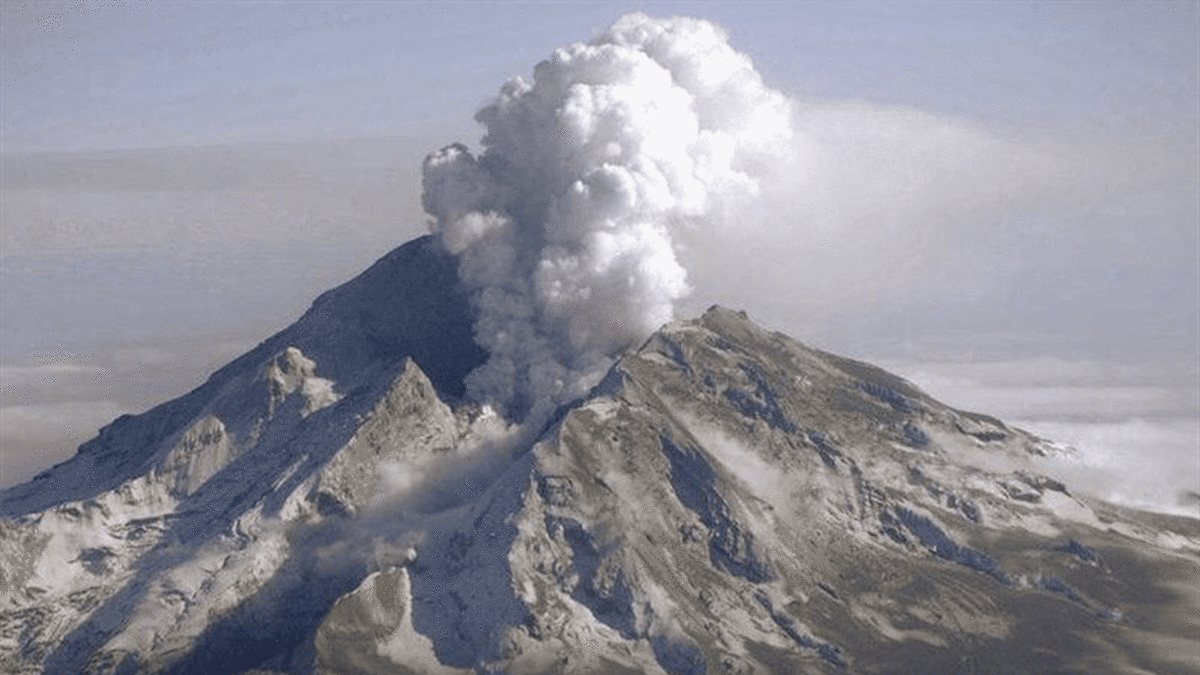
(0, 235, 483, 519)
(1, 241, 1197, 675)
(308, 305, 1200, 675)
(0, 236, 484, 674)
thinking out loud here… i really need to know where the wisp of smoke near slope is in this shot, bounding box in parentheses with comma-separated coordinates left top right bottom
(422, 13, 799, 420)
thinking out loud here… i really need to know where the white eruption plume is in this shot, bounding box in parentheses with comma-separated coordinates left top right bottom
(423, 13, 797, 418)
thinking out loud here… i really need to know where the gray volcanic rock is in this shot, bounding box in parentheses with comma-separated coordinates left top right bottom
(0, 236, 483, 674)
(2, 244, 1198, 675)
(0, 235, 484, 519)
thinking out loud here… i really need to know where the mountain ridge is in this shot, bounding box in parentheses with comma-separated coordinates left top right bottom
(0, 236, 484, 519)
(2, 238, 1197, 675)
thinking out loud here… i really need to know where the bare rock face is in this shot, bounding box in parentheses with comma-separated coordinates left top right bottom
(159, 416, 234, 498)
(314, 565, 463, 675)
(311, 359, 462, 516)
(2, 242, 1197, 675)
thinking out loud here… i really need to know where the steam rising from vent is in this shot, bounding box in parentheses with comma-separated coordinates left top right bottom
(423, 13, 797, 418)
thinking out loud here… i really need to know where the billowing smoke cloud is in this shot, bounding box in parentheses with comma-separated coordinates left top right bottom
(423, 13, 798, 419)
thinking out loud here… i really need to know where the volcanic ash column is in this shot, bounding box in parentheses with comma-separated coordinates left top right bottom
(422, 13, 798, 420)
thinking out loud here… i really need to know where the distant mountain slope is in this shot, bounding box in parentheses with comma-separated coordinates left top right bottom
(0, 235, 485, 518)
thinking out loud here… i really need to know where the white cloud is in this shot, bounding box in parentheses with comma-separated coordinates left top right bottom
(1021, 417, 1200, 518)
(423, 14, 798, 419)
(862, 355, 1198, 517)
(678, 97, 1193, 330)
(878, 356, 1194, 422)
(0, 363, 109, 386)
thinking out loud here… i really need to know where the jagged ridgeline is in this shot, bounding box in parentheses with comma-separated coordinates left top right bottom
(2, 235, 1198, 675)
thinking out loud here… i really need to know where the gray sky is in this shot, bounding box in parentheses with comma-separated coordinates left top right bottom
(2, 1, 1196, 514)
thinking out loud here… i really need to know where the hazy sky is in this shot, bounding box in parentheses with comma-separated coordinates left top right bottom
(2, 1, 1196, 514)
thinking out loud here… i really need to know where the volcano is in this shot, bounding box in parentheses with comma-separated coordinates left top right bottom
(1, 235, 1197, 675)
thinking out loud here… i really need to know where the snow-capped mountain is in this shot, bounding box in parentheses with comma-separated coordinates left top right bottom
(2, 236, 1198, 675)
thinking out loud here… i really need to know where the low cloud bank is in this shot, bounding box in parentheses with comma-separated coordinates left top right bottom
(1019, 417, 1199, 518)
(890, 356, 1198, 518)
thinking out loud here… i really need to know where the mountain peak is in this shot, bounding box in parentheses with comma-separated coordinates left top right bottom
(0, 236, 483, 519)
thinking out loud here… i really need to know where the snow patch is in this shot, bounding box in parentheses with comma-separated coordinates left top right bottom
(102, 525, 291, 664)
(671, 407, 783, 501)
(157, 415, 235, 496)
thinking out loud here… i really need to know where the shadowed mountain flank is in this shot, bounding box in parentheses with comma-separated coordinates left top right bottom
(0, 236, 484, 518)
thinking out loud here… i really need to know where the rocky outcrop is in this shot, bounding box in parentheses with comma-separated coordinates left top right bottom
(309, 359, 461, 515)
(158, 416, 234, 497)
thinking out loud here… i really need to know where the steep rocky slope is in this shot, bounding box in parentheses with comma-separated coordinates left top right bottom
(2, 240, 1197, 675)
